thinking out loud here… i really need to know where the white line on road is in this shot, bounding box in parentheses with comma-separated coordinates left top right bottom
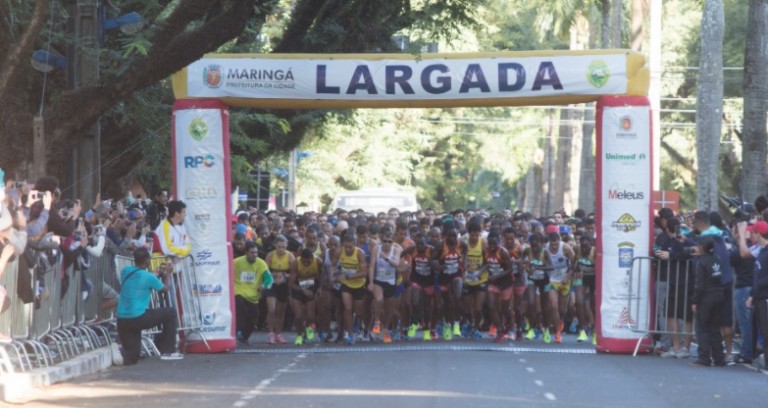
(544, 392, 557, 401)
(534, 380, 543, 387)
(519, 358, 527, 363)
(526, 367, 535, 373)
(233, 353, 308, 407)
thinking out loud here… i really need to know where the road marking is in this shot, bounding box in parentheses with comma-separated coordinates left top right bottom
(519, 358, 527, 363)
(233, 353, 308, 407)
(544, 392, 557, 401)
(534, 380, 543, 387)
(526, 367, 535, 373)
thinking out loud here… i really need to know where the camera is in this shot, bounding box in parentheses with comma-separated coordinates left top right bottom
(721, 195, 756, 223)
(73, 230, 85, 242)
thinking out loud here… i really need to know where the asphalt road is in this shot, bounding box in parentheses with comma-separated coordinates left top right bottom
(22, 336, 767, 408)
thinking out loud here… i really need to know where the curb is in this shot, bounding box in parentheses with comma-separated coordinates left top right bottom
(0, 346, 114, 404)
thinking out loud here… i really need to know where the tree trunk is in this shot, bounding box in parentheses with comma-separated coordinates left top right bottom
(556, 107, 575, 213)
(611, 0, 623, 47)
(695, 0, 724, 211)
(542, 109, 557, 216)
(630, 0, 646, 52)
(739, 0, 768, 204)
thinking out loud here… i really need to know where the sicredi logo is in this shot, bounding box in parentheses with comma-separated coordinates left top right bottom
(185, 187, 216, 199)
(607, 183, 645, 200)
(184, 154, 215, 168)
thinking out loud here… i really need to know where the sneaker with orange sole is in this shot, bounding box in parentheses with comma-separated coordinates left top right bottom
(382, 331, 392, 344)
(372, 320, 381, 335)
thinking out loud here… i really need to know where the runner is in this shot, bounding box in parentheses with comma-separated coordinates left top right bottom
(318, 235, 340, 342)
(503, 227, 528, 341)
(462, 221, 487, 338)
(432, 227, 466, 340)
(573, 235, 597, 344)
(368, 228, 402, 343)
(544, 232, 575, 344)
(264, 235, 295, 344)
(394, 221, 415, 338)
(233, 241, 269, 345)
(523, 234, 552, 341)
(339, 233, 368, 344)
(484, 231, 515, 342)
(403, 233, 437, 340)
(289, 248, 323, 345)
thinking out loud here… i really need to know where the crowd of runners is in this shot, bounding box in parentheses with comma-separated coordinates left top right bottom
(232, 207, 599, 346)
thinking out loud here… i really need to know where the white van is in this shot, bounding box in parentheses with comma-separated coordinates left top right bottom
(332, 188, 419, 214)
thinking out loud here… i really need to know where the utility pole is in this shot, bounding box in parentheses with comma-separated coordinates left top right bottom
(288, 148, 297, 211)
(66, 0, 100, 205)
(649, 0, 662, 190)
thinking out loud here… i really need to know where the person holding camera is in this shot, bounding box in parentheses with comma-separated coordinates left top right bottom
(117, 247, 182, 364)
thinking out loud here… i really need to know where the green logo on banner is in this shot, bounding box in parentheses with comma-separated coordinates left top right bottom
(189, 117, 208, 141)
(587, 60, 610, 88)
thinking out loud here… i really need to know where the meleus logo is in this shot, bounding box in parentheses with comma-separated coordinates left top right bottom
(611, 213, 642, 233)
(607, 183, 645, 200)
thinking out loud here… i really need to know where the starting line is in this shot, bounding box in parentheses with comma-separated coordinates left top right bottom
(230, 344, 597, 355)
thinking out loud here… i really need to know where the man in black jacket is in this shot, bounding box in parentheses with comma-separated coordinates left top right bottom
(746, 221, 768, 367)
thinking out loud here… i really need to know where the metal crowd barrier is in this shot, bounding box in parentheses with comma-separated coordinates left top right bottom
(0, 247, 117, 376)
(116, 254, 210, 353)
(626, 256, 697, 356)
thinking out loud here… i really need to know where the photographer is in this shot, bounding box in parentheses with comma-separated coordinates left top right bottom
(117, 247, 182, 364)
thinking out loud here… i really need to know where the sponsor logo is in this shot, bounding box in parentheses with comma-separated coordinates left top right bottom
(605, 152, 646, 161)
(607, 183, 645, 200)
(184, 154, 215, 168)
(201, 312, 227, 332)
(193, 283, 223, 296)
(612, 306, 637, 329)
(194, 213, 210, 233)
(618, 242, 635, 268)
(223, 67, 296, 90)
(616, 115, 637, 139)
(195, 249, 222, 267)
(611, 213, 642, 233)
(185, 187, 217, 200)
(203, 65, 222, 88)
(586, 60, 610, 88)
(189, 117, 208, 141)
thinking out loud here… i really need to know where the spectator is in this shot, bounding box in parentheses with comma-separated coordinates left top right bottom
(746, 221, 768, 366)
(116, 247, 182, 364)
(733, 221, 757, 364)
(690, 236, 726, 367)
(146, 190, 169, 231)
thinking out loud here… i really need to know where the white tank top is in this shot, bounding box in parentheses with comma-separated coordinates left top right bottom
(547, 241, 569, 282)
(374, 245, 397, 285)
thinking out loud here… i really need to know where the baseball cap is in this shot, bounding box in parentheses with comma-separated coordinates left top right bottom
(559, 225, 572, 235)
(545, 224, 559, 234)
(746, 221, 768, 235)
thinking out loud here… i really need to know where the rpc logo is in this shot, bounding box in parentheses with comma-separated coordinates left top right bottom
(184, 154, 215, 168)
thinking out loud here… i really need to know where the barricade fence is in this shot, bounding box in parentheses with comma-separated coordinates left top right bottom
(627, 256, 699, 356)
(0, 245, 120, 375)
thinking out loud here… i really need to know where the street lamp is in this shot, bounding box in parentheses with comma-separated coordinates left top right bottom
(102, 11, 143, 35)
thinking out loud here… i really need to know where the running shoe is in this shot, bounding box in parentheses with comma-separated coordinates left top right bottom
(295, 335, 304, 346)
(453, 323, 461, 337)
(569, 319, 578, 334)
(523, 319, 531, 332)
(305, 326, 316, 341)
(488, 325, 498, 338)
(660, 349, 679, 358)
(345, 332, 355, 345)
(372, 320, 382, 335)
(676, 349, 691, 359)
(558, 320, 564, 334)
(267, 332, 276, 344)
(408, 323, 419, 339)
(525, 328, 535, 340)
(542, 328, 552, 344)
(160, 352, 184, 361)
(494, 330, 507, 343)
(471, 329, 483, 339)
(725, 355, 736, 366)
(442, 325, 453, 341)
(592, 332, 597, 345)
(555, 332, 562, 344)
(423, 329, 432, 341)
(460, 322, 471, 338)
(276, 334, 287, 344)
(577, 330, 588, 342)
(382, 330, 393, 344)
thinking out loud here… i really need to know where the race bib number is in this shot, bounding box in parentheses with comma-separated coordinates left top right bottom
(240, 272, 256, 284)
(488, 265, 503, 276)
(465, 271, 479, 282)
(415, 265, 431, 276)
(444, 262, 459, 275)
(342, 267, 357, 279)
(299, 279, 315, 289)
